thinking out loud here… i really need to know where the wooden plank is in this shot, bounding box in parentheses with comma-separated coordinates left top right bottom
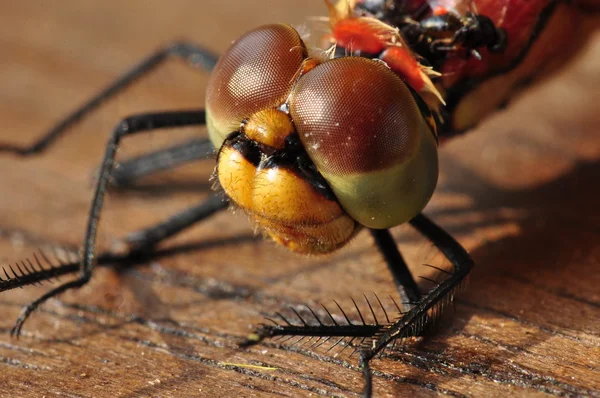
(0, 1, 598, 397)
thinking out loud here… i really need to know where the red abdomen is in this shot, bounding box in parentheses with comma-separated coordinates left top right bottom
(435, 0, 599, 132)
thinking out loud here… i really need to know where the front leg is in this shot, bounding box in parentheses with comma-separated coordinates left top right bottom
(0, 195, 228, 294)
(110, 137, 215, 187)
(359, 213, 473, 397)
(10, 109, 208, 337)
(370, 228, 421, 306)
(0, 43, 217, 157)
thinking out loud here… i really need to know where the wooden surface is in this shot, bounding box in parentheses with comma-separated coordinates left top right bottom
(0, 1, 599, 397)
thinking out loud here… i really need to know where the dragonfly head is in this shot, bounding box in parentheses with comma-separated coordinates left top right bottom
(206, 24, 438, 254)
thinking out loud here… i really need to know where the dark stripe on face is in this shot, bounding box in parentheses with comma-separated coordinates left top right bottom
(260, 152, 338, 202)
(223, 133, 262, 166)
(221, 133, 338, 202)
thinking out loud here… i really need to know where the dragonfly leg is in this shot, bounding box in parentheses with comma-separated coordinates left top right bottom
(360, 213, 474, 397)
(10, 109, 208, 338)
(359, 354, 373, 398)
(0, 42, 217, 156)
(0, 195, 228, 294)
(125, 194, 228, 252)
(369, 229, 421, 308)
(111, 137, 215, 187)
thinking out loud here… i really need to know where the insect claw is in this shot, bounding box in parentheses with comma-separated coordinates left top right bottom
(320, 303, 339, 326)
(20, 261, 32, 275)
(275, 312, 293, 326)
(305, 304, 324, 326)
(312, 336, 332, 350)
(307, 336, 323, 349)
(422, 263, 453, 275)
(8, 264, 20, 279)
(293, 336, 308, 346)
(333, 299, 353, 325)
(338, 337, 356, 355)
(289, 307, 308, 326)
(418, 275, 441, 286)
(373, 293, 390, 323)
(27, 258, 40, 273)
(326, 336, 346, 352)
(389, 295, 402, 313)
(278, 335, 297, 344)
(264, 317, 279, 326)
(350, 337, 367, 356)
(350, 297, 366, 325)
(363, 294, 379, 325)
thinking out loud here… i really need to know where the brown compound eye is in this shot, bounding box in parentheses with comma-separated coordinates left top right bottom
(206, 24, 307, 148)
(289, 57, 439, 229)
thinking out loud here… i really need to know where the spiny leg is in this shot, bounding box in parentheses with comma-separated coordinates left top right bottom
(359, 213, 473, 397)
(3, 131, 222, 294)
(242, 229, 423, 348)
(370, 229, 421, 307)
(10, 109, 208, 337)
(0, 42, 217, 156)
(126, 194, 228, 252)
(112, 137, 215, 187)
(0, 195, 228, 294)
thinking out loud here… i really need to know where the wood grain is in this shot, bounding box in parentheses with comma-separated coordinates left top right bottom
(0, 1, 599, 397)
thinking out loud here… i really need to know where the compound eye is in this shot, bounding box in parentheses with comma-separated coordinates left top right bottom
(206, 24, 306, 148)
(289, 57, 439, 228)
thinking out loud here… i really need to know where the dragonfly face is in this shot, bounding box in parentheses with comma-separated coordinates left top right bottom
(206, 24, 438, 254)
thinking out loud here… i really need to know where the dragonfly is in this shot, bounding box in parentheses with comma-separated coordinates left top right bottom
(0, 0, 596, 396)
